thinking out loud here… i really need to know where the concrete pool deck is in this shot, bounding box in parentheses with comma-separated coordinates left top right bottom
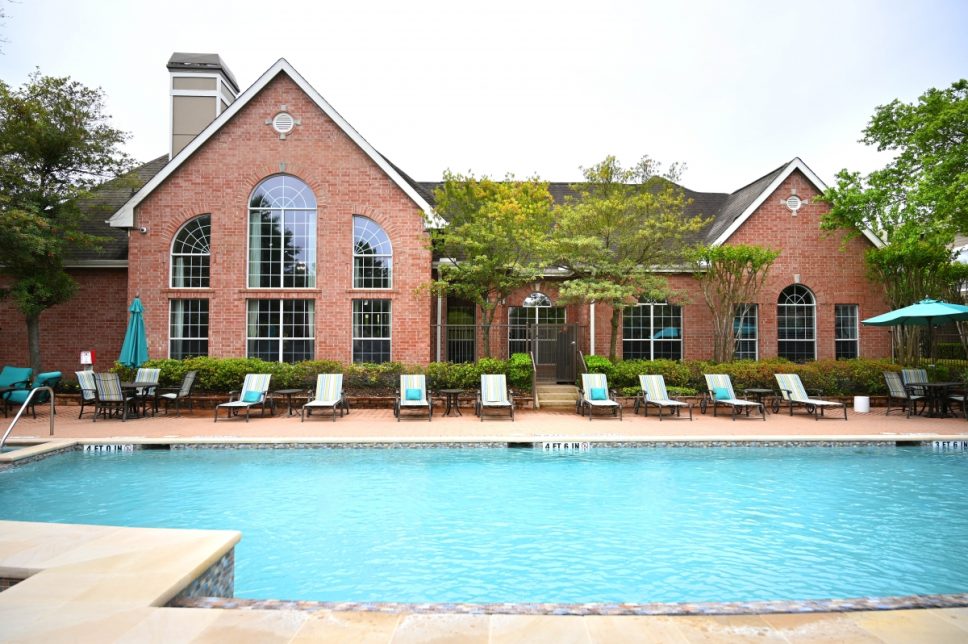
(2, 403, 968, 642)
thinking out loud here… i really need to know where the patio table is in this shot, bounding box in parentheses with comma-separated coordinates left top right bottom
(272, 389, 303, 416)
(912, 382, 961, 418)
(120, 381, 158, 418)
(439, 389, 464, 416)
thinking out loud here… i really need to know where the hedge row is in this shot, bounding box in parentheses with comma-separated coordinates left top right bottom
(96, 355, 963, 397)
(108, 354, 535, 393)
(582, 357, 967, 397)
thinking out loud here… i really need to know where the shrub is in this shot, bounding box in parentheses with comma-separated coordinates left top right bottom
(507, 353, 533, 390)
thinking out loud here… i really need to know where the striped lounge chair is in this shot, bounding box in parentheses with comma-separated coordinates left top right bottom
(476, 374, 514, 421)
(395, 374, 431, 421)
(634, 374, 692, 420)
(703, 374, 765, 421)
(214, 373, 272, 422)
(774, 373, 847, 420)
(578, 373, 622, 421)
(302, 373, 349, 422)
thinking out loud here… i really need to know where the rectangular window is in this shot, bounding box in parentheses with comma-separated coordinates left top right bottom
(733, 304, 758, 360)
(247, 210, 316, 288)
(170, 299, 209, 359)
(353, 299, 391, 363)
(622, 303, 682, 360)
(835, 304, 859, 359)
(246, 300, 315, 362)
(446, 299, 476, 363)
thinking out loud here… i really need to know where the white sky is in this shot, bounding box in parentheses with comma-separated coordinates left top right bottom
(2, 0, 966, 192)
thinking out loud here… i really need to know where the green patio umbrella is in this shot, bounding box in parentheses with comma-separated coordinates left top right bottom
(119, 296, 149, 368)
(863, 298, 968, 362)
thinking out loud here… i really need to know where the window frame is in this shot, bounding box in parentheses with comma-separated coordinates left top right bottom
(169, 299, 209, 359)
(733, 304, 758, 360)
(352, 215, 393, 289)
(777, 284, 817, 362)
(245, 299, 316, 363)
(835, 303, 860, 359)
(170, 214, 211, 289)
(622, 301, 683, 361)
(352, 299, 392, 364)
(246, 175, 317, 289)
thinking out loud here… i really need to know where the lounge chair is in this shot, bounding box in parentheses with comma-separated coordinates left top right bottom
(395, 374, 431, 421)
(774, 373, 847, 420)
(214, 373, 272, 422)
(92, 372, 140, 422)
(634, 374, 692, 420)
(578, 373, 622, 421)
(158, 370, 198, 416)
(302, 373, 349, 422)
(884, 371, 924, 417)
(476, 374, 514, 421)
(2, 371, 60, 418)
(76, 370, 97, 419)
(0, 365, 32, 418)
(703, 374, 765, 420)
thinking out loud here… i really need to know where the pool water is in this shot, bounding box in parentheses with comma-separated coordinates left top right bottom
(1, 446, 967, 604)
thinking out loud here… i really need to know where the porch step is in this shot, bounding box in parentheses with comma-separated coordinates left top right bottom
(535, 384, 580, 409)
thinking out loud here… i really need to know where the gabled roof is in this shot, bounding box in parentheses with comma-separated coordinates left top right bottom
(108, 58, 437, 229)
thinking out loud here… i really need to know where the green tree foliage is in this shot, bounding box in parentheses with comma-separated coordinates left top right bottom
(691, 244, 780, 363)
(0, 72, 134, 372)
(553, 155, 708, 360)
(429, 172, 555, 357)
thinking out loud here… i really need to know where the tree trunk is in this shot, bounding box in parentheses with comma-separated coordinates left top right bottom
(609, 307, 621, 361)
(480, 305, 496, 358)
(26, 313, 42, 374)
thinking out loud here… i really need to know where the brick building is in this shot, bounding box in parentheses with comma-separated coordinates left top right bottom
(0, 54, 890, 379)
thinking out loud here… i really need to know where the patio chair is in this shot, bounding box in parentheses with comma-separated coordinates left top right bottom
(0, 365, 32, 418)
(702, 374, 765, 421)
(774, 373, 847, 420)
(302, 373, 349, 422)
(92, 372, 140, 422)
(394, 374, 431, 422)
(901, 368, 929, 398)
(134, 367, 161, 415)
(578, 373, 623, 421)
(2, 371, 60, 418)
(884, 371, 924, 417)
(214, 373, 272, 422)
(158, 370, 198, 416)
(76, 370, 97, 419)
(634, 374, 692, 421)
(476, 374, 514, 421)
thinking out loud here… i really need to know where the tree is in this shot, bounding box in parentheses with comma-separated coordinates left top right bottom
(0, 72, 134, 372)
(429, 171, 555, 357)
(691, 244, 780, 363)
(553, 155, 708, 360)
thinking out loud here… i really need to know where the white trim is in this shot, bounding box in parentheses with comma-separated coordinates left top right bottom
(114, 58, 436, 229)
(351, 298, 392, 363)
(710, 158, 886, 249)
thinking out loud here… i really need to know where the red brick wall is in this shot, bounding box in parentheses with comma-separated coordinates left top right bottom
(129, 74, 432, 365)
(0, 269, 128, 378)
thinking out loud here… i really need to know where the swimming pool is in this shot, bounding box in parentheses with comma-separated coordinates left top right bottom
(1, 445, 966, 605)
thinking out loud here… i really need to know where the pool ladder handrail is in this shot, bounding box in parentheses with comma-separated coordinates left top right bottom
(0, 386, 56, 451)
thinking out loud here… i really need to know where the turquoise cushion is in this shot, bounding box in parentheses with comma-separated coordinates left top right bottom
(405, 388, 422, 401)
(242, 390, 262, 403)
(590, 387, 607, 401)
(713, 387, 730, 400)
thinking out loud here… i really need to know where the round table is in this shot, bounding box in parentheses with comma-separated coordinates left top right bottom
(273, 389, 304, 416)
(744, 388, 774, 414)
(439, 389, 463, 416)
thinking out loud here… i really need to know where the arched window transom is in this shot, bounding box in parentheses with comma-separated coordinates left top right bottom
(353, 216, 392, 289)
(171, 215, 211, 288)
(247, 175, 316, 288)
(777, 284, 816, 362)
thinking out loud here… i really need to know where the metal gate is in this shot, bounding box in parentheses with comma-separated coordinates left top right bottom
(555, 325, 578, 383)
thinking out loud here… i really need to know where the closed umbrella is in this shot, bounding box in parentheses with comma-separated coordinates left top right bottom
(119, 296, 149, 368)
(863, 298, 968, 363)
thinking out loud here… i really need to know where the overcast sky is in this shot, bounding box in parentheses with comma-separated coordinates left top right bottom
(2, 0, 966, 192)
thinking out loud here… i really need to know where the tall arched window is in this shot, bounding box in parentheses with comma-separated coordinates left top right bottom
(353, 216, 392, 288)
(777, 284, 816, 362)
(170, 215, 211, 288)
(247, 175, 317, 288)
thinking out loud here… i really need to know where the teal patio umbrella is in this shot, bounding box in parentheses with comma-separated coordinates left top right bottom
(119, 296, 149, 368)
(863, 298, 968, 362)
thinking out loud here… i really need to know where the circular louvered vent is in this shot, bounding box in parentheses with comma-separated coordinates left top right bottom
(785, 195, 802, 212)
(272, 112, 295, 134)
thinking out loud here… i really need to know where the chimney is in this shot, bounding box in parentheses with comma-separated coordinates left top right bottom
(167, 53, 240, 158)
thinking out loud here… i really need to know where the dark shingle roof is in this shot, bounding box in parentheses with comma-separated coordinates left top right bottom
(68, 155, 168, 262)
(701, 162, 787, 243)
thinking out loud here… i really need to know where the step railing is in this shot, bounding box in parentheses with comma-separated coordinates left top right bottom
(0, 387, 55, 452)
(530, 351, 538, 409)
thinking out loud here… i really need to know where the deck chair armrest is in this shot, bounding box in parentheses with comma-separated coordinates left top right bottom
(609, 388, 620, 399)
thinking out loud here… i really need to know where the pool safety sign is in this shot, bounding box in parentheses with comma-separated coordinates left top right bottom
(541, 441, 590, 451)
(932, 440, 967, 451)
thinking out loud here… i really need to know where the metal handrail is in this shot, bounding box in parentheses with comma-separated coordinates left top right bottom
(578, 350, 588, 374)
(530, 351, 538, 409)
(1, 387, 55, 451)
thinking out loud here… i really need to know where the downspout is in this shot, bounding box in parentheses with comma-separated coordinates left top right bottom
(590, 302, 596, 356)
(436, 295, 443, 362)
